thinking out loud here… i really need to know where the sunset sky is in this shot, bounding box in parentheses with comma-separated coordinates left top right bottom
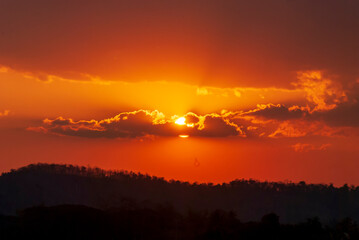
(1, 0, 359, 185)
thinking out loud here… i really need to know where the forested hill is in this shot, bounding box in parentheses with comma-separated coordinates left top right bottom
(0, 163, 358, 223)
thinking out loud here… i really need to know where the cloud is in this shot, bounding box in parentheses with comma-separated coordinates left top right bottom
(293, 71, 347, 111)
(0, 110, 9, 118)
(292, 143, 331, 152)
(236, 71, 359, 130)
(244, 104, 308, 121)
(28, 103, 359, 140)
(309, 83, 359, 127)
(238, 104, 357, 139)
(189, 113, 243, 137)
(267, 120, 347, 138)
(0, 66, 9, 73)
(233, 71, 348, 122)
(196, 87, 209, 96)
(28, 110, 243, 138)
(0, 65, 112, 85)
(234, 89, 242, 98)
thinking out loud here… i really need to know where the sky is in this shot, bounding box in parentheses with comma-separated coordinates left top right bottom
(1, 0, 359, 185)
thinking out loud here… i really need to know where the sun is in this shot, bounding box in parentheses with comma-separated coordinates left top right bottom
(175, 117, 186, 125)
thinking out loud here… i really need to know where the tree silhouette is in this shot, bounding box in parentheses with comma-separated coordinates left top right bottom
(1, 163, 359, 224)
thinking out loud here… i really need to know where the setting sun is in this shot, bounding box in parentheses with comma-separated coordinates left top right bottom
(175, 117, 186, 125)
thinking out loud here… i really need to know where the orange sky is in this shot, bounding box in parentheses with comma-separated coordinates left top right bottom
(1, 0, 359, 186)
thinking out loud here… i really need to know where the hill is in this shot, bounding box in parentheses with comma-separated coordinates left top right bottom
(1, 163, 358, 223)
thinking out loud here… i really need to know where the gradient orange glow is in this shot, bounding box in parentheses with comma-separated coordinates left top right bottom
(1, 67, 359, 185)
(0, 0, 358, 186)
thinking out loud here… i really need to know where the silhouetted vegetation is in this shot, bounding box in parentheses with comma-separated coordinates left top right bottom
(1, 163, 359, 224)
(1, 204, 359, 239)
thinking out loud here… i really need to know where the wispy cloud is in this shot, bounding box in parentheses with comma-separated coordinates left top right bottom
(0, 110, 9, 118)
(292, 143, 332, 152)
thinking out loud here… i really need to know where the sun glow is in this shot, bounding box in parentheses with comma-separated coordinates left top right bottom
(175, 117, 186, 125)
(179, 134, 189, 138)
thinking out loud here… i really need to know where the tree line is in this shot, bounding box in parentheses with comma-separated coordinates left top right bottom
(0, 163, 358, 223)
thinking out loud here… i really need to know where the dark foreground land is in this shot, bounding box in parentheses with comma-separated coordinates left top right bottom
(0, 204, 358, 240)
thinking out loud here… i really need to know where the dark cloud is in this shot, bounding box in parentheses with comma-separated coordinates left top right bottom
(238, 100, 359, 137)
(245, 104, 308, 121)
(239, 76, 359, 129)
(272, 86, 359, 128)
(311, 99, 359, 127)
(311, 83, 359, 127)
(29, 110, 243, 138)
(0, 0, 358, 87)
(191, 115, 242, 137)
(184, 113, 200, 125)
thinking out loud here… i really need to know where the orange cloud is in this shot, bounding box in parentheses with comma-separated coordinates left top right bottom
(0, 65, 110, 85)
(0, 66, 9, 73)
(293, 71, 347, 112)
(236, 75, 359, 130)
(0, 110, 9, 117)
(292, 143, 331, 152)
(268, 120, 353, 139)
(196, 87, 210, 96)
(268, 121, 307, 138)
(228, 100, 359, 138)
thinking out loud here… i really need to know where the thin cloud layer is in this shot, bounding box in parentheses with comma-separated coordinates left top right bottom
(0, 110, 9, 118)
(0, 0, 358, 88)
(291, 143, 331, 153)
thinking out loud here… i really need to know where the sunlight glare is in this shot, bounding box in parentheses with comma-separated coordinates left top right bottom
(175, 117, 186, 125)
(179, 134, 189, 138)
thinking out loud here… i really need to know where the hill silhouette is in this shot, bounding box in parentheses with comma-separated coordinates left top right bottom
(1, 163, 359, 223)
